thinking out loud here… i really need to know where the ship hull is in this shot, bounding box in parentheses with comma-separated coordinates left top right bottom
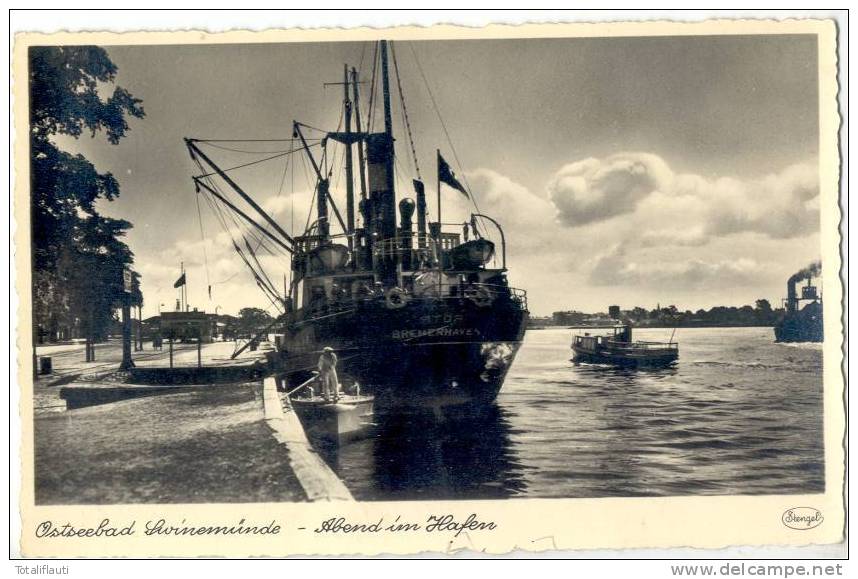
(774, 302, 824, 343)
(275, 296, 528, 407)
(571, 346, 678, 368)
(774, 318, 824, 342)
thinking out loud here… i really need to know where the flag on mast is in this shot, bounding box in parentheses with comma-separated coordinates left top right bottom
(438, 153, 469, 198)
(173, 272, 186, 288)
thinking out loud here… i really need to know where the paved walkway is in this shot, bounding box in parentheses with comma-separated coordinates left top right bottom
(35, 339, 268, 377)
(32, 340, 270, 413)
(34, 382, 306, 504)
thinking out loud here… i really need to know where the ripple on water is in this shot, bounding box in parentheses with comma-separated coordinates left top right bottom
(331, 327, 824, 500)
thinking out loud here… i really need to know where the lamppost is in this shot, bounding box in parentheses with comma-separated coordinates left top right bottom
(119, 268, 135, 370)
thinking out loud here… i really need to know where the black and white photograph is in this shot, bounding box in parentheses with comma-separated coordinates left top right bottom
(14, 15, 845, 558)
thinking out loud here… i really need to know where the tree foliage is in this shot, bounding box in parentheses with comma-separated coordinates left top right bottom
(237, 307, 274, 335)
(550, 300, 784, 328)
(30, 46, 143, 145)
(30, 46, 145, 342)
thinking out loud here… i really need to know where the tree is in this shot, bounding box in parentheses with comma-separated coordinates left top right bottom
(631, 306, 648, 320)
(237, 307, 274, 336)
(753, 298, 776, 326)
(29, 46, 145, 342)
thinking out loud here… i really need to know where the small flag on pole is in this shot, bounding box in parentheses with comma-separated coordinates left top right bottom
(173, 272, 186, 288)
(438, 153, 469, 198)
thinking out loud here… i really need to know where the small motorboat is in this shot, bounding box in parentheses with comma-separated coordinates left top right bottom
(284, 373, 375, 443)
(571, 324, 678, 367)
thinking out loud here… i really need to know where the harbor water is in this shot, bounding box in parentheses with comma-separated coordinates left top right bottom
(326, 327, 825, 500)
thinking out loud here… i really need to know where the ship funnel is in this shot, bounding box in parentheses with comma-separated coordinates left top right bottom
(366, 132, 396, 284)
(787, 279, 798, 312)
(366, 133, 396, 240)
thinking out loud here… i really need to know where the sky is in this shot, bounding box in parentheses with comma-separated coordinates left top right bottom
(52, 34, 822, 317)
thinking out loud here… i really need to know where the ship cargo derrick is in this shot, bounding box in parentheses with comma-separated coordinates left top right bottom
(186, 40, 528, 407)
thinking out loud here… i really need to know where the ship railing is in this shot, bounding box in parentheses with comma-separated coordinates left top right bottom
(299, 281, 528, 319)
(603, 339, 678, 351)
(371, 238, 433, 259)
(421, 282, 528, 310)
(296, 215, 507, 270)
(402, 281, 527, 310)
(370, 216, 506, 270)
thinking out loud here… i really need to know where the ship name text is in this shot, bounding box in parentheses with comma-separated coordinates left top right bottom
(392, 327, 480, 340)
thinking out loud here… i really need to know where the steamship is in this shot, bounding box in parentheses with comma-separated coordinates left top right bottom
(774, 262, 823, 343)
(186, 40, 528, 406)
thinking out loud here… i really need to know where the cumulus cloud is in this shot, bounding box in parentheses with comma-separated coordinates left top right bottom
(548, 153, 672, 226)
(461, 160, 819, 308)
(469, 169, 554, 222)
(263, 190, 314, 224)
(699, 162, 820, 239)
(638, 227, 707, 248)
(137, 196, 296, 316)
(547, 153, 820, 243)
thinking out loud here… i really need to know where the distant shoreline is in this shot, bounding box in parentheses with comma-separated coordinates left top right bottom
(528, 324, 775, 330)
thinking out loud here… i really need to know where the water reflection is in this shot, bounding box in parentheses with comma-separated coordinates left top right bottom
(571, 360, 679, 382)
(564, 362, 688, 496)
(319, 403, 529, 500)
(314, 328, 824, 500)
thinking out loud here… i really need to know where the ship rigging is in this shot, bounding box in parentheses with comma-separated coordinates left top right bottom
(185, 40, 529, 406)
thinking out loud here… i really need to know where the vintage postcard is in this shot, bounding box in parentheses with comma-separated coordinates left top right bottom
(13, 18, 844, 557)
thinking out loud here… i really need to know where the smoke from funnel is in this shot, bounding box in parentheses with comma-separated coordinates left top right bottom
(786, 260, 821, 313)
(789, 260, 822, 284)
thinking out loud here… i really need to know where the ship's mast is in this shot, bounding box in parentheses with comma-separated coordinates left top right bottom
(303, 41, 398, 281)
(359, 40, 398, 284)
(379, 40, 397, 242)
(381, 40, 394, 144)
(351, 66, 369, 266)
(343, 64, 355, 250)
(351, 67, 368, 202)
